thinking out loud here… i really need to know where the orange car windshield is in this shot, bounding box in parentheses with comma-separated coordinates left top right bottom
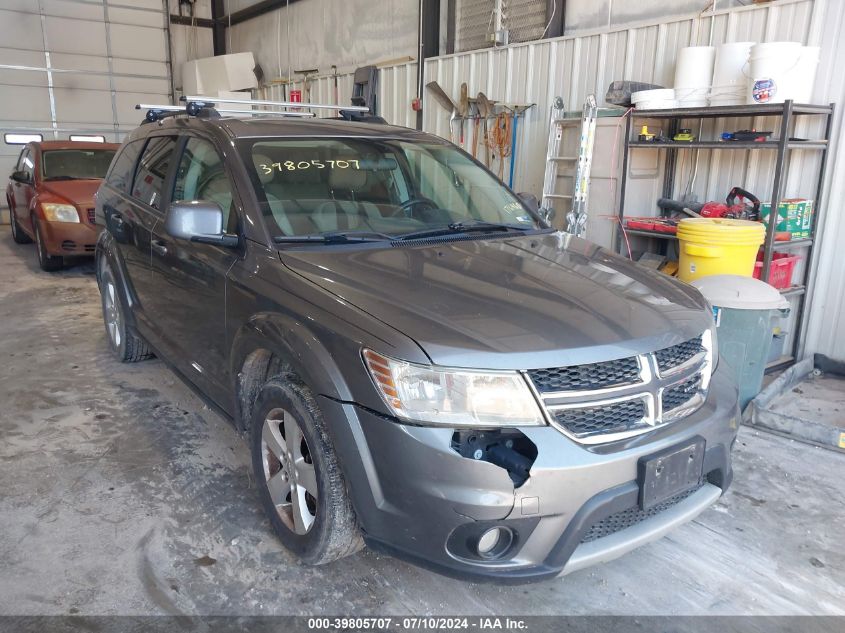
(42, 149, 116, 181)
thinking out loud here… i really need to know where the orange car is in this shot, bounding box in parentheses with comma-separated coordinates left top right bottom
(6, 140, 119, 271)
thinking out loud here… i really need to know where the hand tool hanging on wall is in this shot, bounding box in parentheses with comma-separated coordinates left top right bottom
(458, 83, 469, 145)
(476, 92, 493, 168)
(426, 81, 458, 142)
(565, 94, 598, 238)
(471, 112, 480, 158)
(508, 109, 519, 188)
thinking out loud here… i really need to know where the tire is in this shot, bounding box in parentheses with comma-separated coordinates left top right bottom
(99, 259, 153, 362)
(33, 218, 62, 271)
(9, 207, 32, 244)
(251, 375, 363, 564)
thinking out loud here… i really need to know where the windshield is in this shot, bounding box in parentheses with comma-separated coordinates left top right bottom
(241, 138, 540, 241)
(42, 149, 116, 181)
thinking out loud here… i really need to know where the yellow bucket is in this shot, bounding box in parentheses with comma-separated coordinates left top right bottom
(676, 218, 765, 282)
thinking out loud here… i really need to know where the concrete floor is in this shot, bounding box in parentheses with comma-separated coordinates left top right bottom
(1, 227, 843, 617)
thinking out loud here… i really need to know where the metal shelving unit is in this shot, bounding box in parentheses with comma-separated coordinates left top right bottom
(616, 100, 835, 369)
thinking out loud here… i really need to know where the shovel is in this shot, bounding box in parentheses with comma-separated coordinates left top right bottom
(476, 91, 493, 168)
(458, 82, 469, 145)
(426, 81, 458, 143)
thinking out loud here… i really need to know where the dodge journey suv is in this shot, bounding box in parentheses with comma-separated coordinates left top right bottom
(95, 106, 738, 581)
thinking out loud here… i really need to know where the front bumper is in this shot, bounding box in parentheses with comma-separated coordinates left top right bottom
(39, 219, 98, 256)
(321, 363, 739, 582)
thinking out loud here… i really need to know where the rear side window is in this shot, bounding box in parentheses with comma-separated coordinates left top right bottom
(105, 140, 144, 193)
(132, 136, 177, 210)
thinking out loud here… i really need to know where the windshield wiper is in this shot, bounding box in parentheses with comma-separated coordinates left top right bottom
(273, 230, 396, 244)
(44, 176, 87, 181)
(396, 221, 535, 241)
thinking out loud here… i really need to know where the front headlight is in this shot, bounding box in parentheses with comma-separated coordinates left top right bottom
(363, 350, 545, 427)
(42, 203, 79, 223)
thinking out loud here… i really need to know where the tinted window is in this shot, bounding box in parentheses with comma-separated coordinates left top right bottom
(132, 136, 177, 210)
(106, 140, 145, 193)
(42, 149, 116, 181)
(173, 137, 236, 232)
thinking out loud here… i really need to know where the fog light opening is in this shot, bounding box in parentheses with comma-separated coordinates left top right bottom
(476, 526, 513, 559)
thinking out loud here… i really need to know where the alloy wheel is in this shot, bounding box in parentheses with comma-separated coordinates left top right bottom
(103, 281, 122, 348)
(261, 407, 318, 534)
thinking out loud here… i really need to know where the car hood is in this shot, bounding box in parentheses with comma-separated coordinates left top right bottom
(40, 179, 101, 207)
(280, 232, 712, 370)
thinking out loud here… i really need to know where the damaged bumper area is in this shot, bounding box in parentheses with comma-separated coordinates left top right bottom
(321, 366, 739, 582)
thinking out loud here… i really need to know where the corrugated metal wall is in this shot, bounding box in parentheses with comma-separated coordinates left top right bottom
(417, 0, 843, 362)
(799, 0, 845, 361)
(256, 0, 844, 361)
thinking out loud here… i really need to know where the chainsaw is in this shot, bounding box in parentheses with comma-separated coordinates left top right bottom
(658, 186, 761, 221)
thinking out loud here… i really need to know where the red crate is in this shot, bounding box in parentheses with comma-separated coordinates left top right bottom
(753, 252, 800, 289)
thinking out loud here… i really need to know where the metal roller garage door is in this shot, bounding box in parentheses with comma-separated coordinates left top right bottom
(1, 0, 172, 217)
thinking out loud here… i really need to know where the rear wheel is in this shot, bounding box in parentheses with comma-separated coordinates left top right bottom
(9, 207, 32, 244)
(33, 219, 62, 271)
(251, 376, 363, 564)
(99, 259, 152, 362)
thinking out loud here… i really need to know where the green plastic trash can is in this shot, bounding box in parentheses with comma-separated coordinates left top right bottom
(691, 275, 789, 410)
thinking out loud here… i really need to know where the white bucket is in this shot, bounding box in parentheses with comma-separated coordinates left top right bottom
(674, 87, 709, 108)
(793, 46, 820, 103)
(674, 46, 716, 89)
(632, 88, 674, 103)
(747, 41, 806, 104)
(710, 84, 747, 106)
(635, 99, 678, 110)
(713, 42, 755, 87)
(632, 88, 676, 110)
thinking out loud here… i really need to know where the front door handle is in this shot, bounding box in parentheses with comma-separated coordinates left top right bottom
(151, 239, 168, 256)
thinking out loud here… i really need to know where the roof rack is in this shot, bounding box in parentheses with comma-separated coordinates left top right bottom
(181, 95, 370, 114)
(135, 101, 316, 124)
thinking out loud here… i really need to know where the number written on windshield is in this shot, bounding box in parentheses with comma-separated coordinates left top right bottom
(259, 159, 361, 174)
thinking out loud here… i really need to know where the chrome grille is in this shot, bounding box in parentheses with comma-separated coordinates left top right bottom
(551, 399, 647, 439)
(663, 374, 702, 412)
(655, 336, 704, 373)
(580, 485, 702, 543)
(530, 333, 712, 444)
(528, 357, 640, 393)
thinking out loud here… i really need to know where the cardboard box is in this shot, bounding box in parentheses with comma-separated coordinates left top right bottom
(761, 198, 814, 238)
(182, 52, 257, 95)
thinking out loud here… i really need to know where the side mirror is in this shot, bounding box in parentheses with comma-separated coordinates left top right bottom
(166, 200, 238, 247)
(11, 170, 31, 184)
(517, 192, 540, 212)
(539, 206, 556, 224)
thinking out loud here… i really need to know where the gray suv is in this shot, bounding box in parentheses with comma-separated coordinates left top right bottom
(95, 108, 738, 581)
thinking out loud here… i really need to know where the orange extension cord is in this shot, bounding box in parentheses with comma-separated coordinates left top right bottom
(489, 112, 512, 179)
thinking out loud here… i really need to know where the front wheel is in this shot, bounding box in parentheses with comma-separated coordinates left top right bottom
(251, 376, 363, 564)
(33, 219, 62, 271)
